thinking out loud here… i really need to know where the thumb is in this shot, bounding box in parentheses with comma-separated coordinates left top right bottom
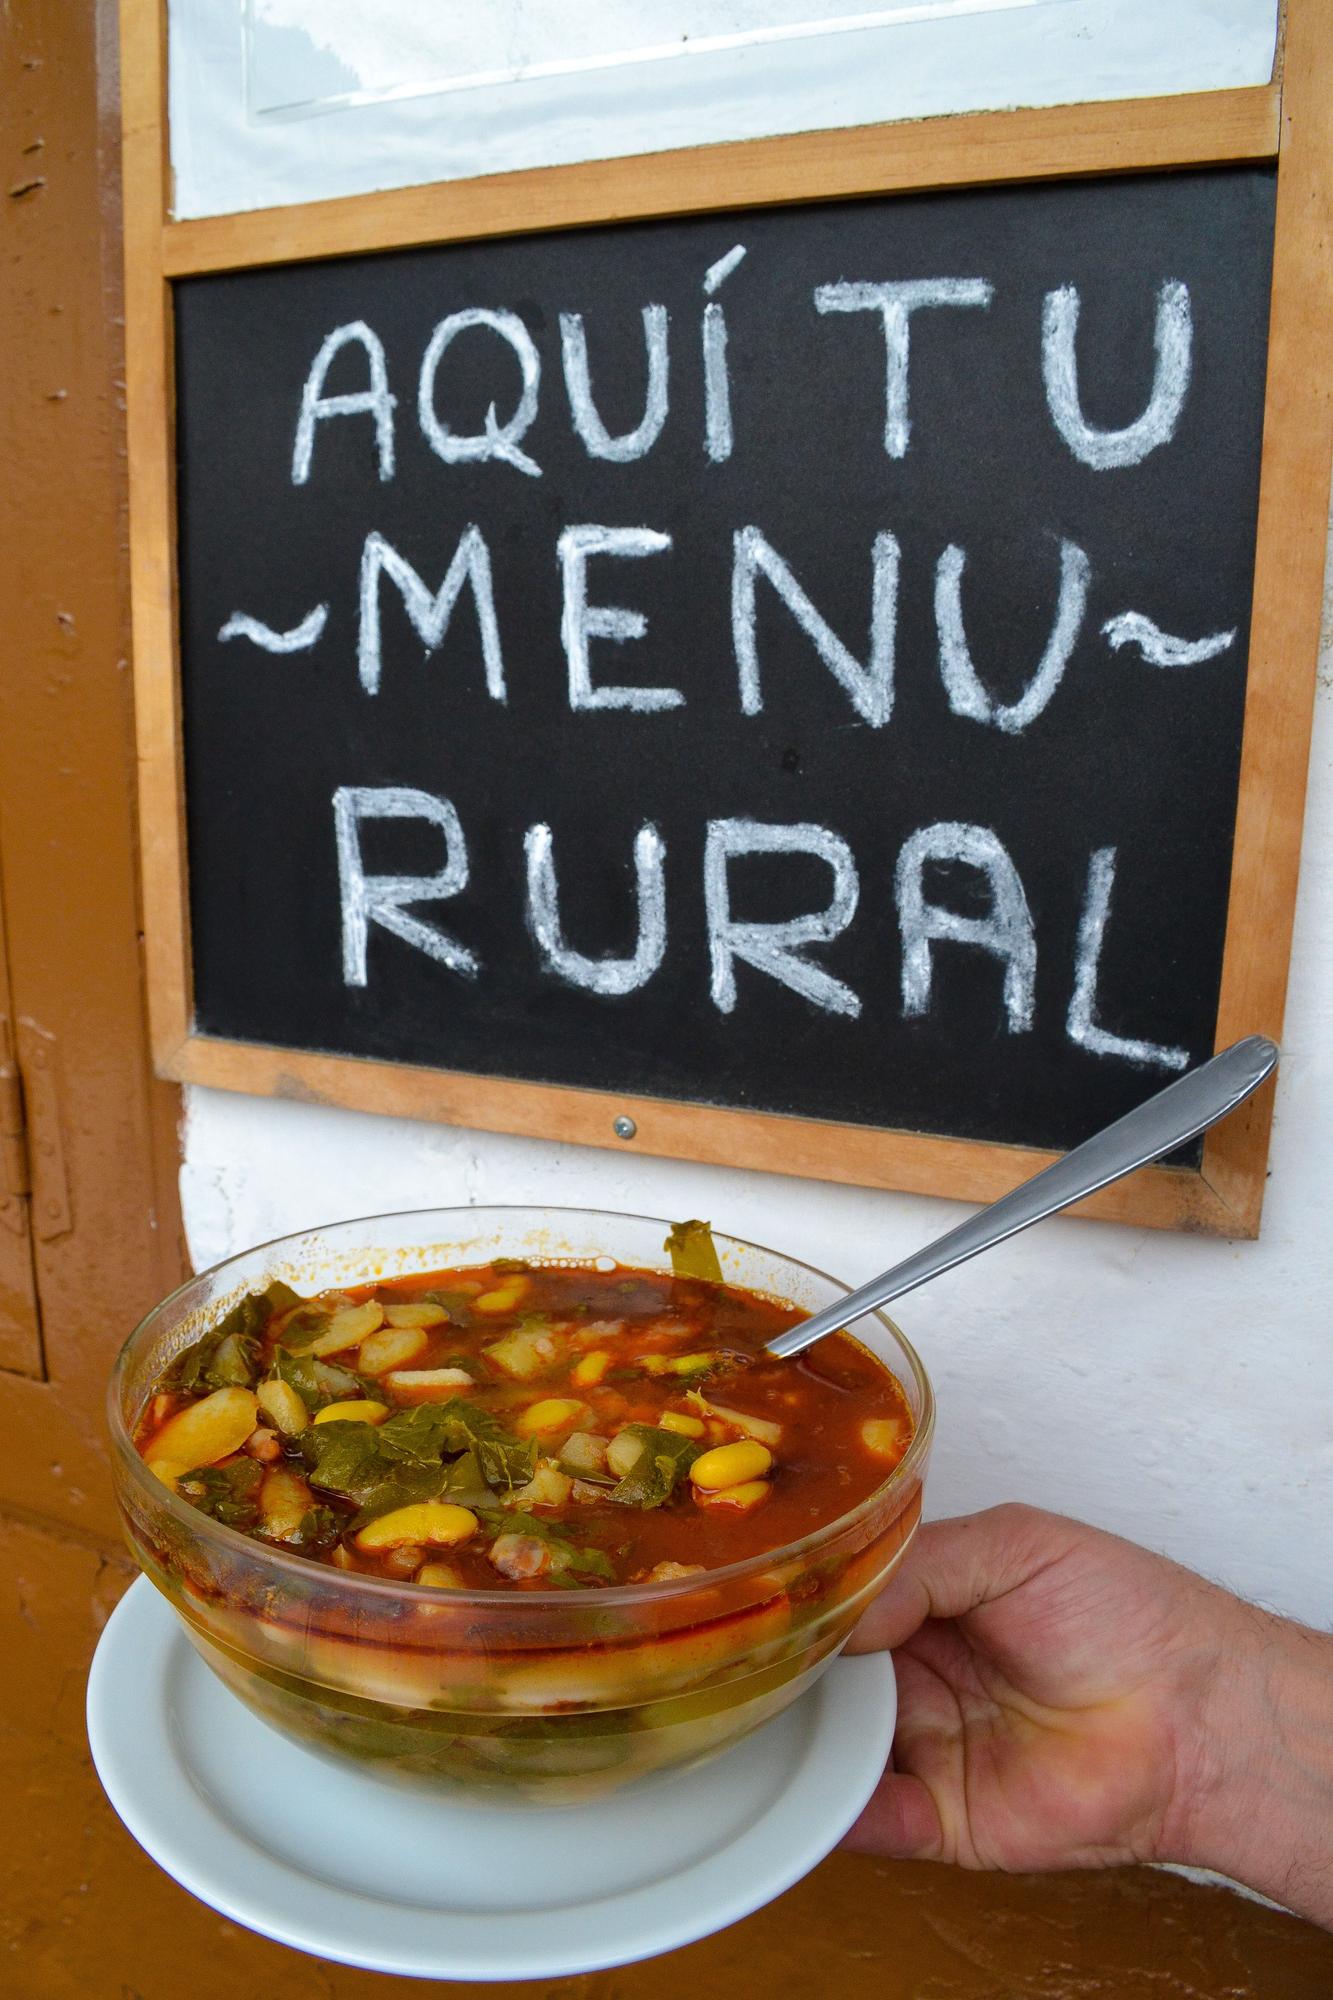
(845, 1502, 1071, 1654)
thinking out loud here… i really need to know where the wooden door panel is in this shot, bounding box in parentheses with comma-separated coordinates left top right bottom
(0, 0, 185, 1533)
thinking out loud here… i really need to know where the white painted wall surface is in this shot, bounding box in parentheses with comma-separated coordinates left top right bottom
(173, 4, 1333, 1630)
(168, 0, 1278, 218)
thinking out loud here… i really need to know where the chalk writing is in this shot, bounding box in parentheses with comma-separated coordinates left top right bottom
(558, 525, 682, 712)
(1102, 612, 1236, 666)
(292, 322, 395, 485)
(702, 245, 746, 463)
(815, 278, 993, 458)
(1043, 281, 1192, 470)
(936, 540, 1090, 733)
(333, 787, 478, 984)
(358, 528, 505, 699)
(219, 605, 328, 653)
(705, 819, 861, 1017)
(526, 822, 667, 995)
(896, 823, 1036, 1033)
(732, 526, 899, 727)
(185, 165, 1271, 1150)
(1067, 848, 1189, 1069)
(560, 306, 669, 462)
(418, 309, 543, 477)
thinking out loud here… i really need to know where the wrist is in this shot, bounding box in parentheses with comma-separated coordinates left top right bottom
(1176, 1601, 1333, 1926)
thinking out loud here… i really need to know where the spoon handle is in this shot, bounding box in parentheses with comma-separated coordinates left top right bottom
(765, 1034, 1279, 1360)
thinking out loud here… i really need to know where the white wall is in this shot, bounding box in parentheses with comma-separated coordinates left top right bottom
(174, 3, 1333, 1630)
(169, 0, 1277, 217)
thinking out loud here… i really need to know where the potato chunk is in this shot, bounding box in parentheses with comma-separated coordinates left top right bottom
(383, 1302, 450, 1328)
(861, 1416, 910, 1460)
(259, 1467, 314, 1541)
(256, 1377, 308, 1436)
(483, 1325, 557, 1380)
(385, 1367, 474, 1396)
(358, 1324, 429, 1375)
(507, 1459, 573, 1509)
(299, 1300, 384, 1357)
(687, 1393, 782, 1448)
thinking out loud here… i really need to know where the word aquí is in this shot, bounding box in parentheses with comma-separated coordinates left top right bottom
(221, 250, 1235, 730)
(334, 788, 1189, 1074)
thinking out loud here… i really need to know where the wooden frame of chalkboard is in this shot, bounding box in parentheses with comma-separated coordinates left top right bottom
(120, 0, 1332, 1237)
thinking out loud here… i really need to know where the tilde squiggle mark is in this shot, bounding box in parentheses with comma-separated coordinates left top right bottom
(218, 604, 329, 652)
(1101, 612, 1236, 667)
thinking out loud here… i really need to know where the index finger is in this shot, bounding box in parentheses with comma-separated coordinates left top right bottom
(844, 1502, 1080, 1653)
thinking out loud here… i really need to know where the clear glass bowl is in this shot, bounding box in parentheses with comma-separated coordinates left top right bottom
(109, 1205, 934, 1806)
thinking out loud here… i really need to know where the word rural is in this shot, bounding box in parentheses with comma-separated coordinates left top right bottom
(218, 250, 1241, 1076)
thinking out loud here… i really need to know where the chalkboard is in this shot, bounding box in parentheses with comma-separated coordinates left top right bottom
(173, 167, 1274, 1158)
(123, 20, 1333, 1233)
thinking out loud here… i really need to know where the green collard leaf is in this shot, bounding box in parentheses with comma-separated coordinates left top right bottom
(374, 1403, 459, 1467)
(172, 1283, 298, 1393)
(418, 1290, 475, 1326)
(348, 1462, 449, 1528)
(297, 1420, 448, 1522)
(292, 1505, 344, 1553)
(217, 1282, 301, 1349)
(425, 1398, 535, 1491)
(204, 1330, 260, 1390)
(440, 1448, 491, 1509)
(500, 1511, 617, 1582)
(177, 1457, 264, 1529)
(296, 1419, 387, 1500)
(171, 1337, 211, 1395)
(278, 1306, 335, 1354)
(560, 1543, 617, 1582)
(664, 1219, 722, 1283)
(272, 1345, 369, 1412)
(606, 1425, 701, 1510)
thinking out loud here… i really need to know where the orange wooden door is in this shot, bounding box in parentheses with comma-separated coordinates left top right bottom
(0, 0, 185, 1537)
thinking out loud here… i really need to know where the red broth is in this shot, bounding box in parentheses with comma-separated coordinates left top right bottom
(135, 1259, 914, 1591)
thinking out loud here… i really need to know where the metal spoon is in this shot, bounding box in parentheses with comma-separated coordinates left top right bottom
(765, 1034, 1279, 1360)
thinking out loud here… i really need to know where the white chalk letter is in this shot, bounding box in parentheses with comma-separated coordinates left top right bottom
(1066, 847, 1189, 1069)
(358, 527, 505, 699)
(814, 279, 993, 458)
(704, 819, 861, 1017)
(292, 321, 396, 485)
(559, 306, 669, 462)
(525, 822, 666, 995)
(1042, 281, 1192, 470)
(418, 309, 542, 478)
(935, 539, 1090, 733)
(703, 245, 746, 463)
(558, 525, 681, 712)
(732, 526, 899, 727)
(333, 786, 477, 985)
(896, 822, 1035, 1032)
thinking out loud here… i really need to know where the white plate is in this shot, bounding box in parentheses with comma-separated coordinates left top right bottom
(88, 1576, 895, 1982)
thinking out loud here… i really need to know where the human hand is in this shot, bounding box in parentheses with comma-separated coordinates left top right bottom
(844, 1503, 1333, 1926)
